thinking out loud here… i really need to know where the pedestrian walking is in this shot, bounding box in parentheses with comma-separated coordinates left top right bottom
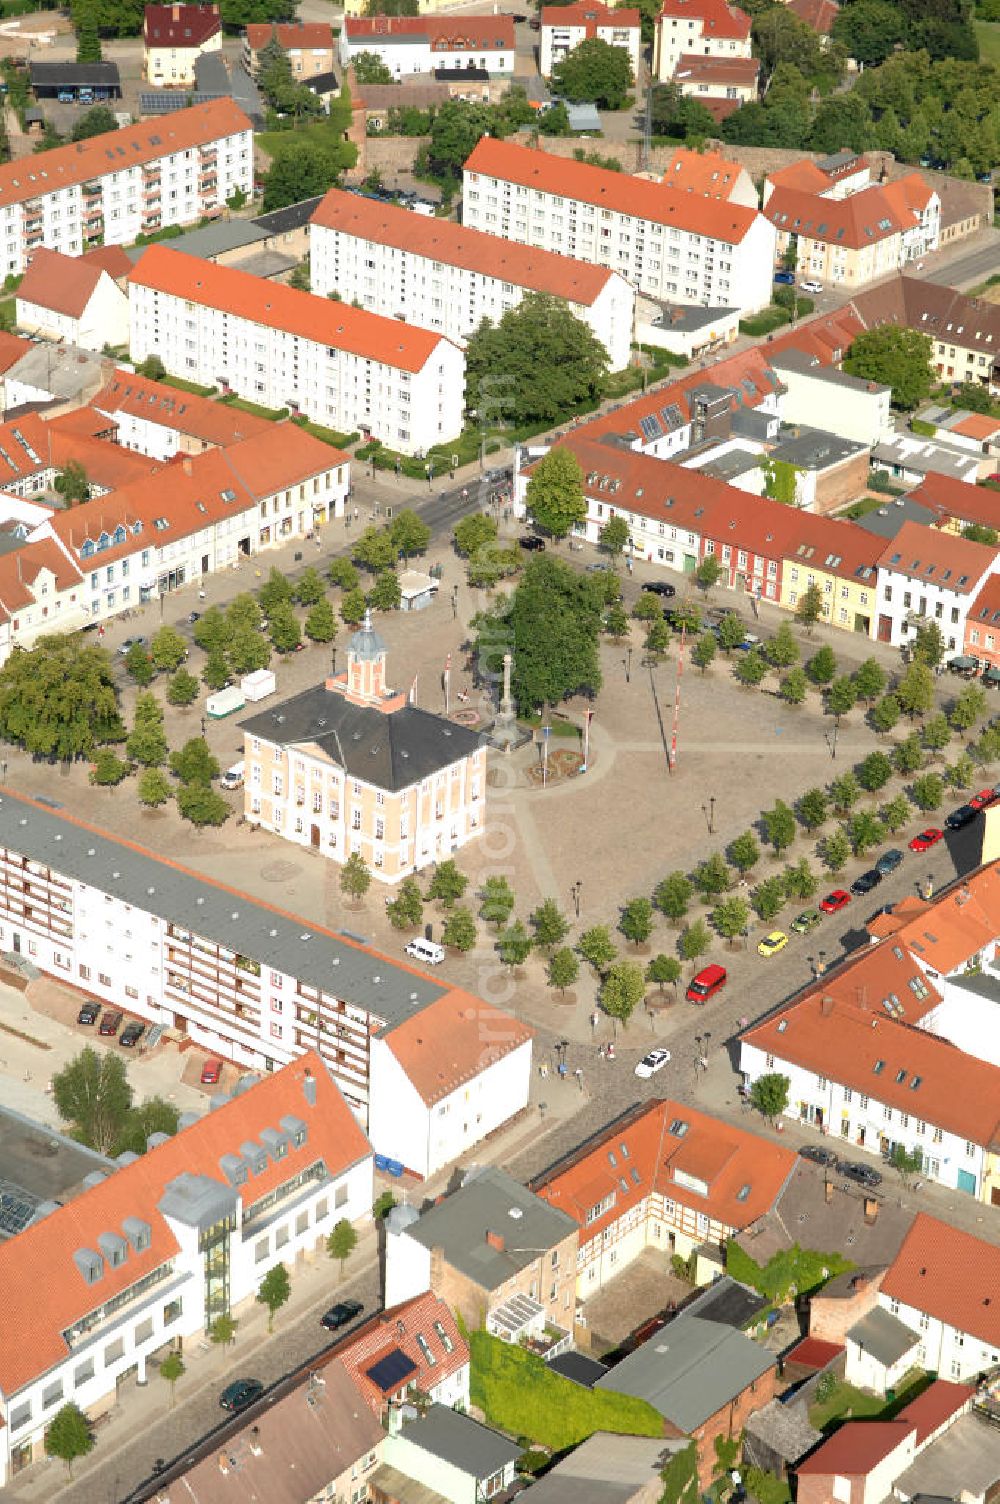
(574, 1067, 584, 1092)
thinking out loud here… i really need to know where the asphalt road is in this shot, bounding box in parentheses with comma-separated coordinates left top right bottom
(923, 234, 1000, 289)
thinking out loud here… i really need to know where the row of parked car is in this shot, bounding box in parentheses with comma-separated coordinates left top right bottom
(799, 1144, 883, 1188)
(77, 1000, 145, 1048)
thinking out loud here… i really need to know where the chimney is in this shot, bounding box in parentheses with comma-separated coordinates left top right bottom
(824, 1179, 833, 1204)
(181, 456, 193, 477)
(820, 994, 834, 1017)
(863, 1196, 878, 1225)
(249, 1425, 262, 1456)
(486, 1229, 505, 1252)
(302, 1066, 316, 1107)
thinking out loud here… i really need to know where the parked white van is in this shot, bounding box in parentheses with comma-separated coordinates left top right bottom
(221, 762, 245, 791)
(405, 938, 445, 966)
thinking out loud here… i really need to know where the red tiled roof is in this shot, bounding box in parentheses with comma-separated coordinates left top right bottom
(788, 0, 838, 32)
(658, 0, 751, 38)
(129, 245, 453, 373)
(0, 329, 32, 373)
(951, 412, 1000, 442)
(81, 244, 135, 281)
(311, 187, 617, 306)
(0, 538, 83, 625)
(909, 472, 1000, 531)
(339, 1291, 468, 1414)
(886, 862, 1000, 975)
(48, 429, 159, 494)
(765, 175, 934, 250)
(93, 368, 271, 448)
(46, 405, 118, 442)
(344, 13, 514, 46)
(245, 20, 334, 50)
(386, 990, 533, 1107)
(783, 1335, 844, 1370)
(0, 98, 249, 214)
(796, 1421, 914, 1478)
(968, 570, 1000, 631)
(697, 97, 746, 122)
(0, 1052, 369, 1396)
(896, 1379, 974, 1445)
(882, 1214, 1000, 1349)
(660, 146, 748, 199)
(674, 51, 759, 85)
(143, 3, 221, 47)
(700, 482, 881, 585)
(767, 159, 833, 195)
(876, 518, 998, 593)
(17, 246, 106, 319)
(531, 1098, 796, 1240)
(464, 137, 762, 244)
(541, 3, 641, 28)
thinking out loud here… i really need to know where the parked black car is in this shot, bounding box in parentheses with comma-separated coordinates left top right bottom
(119, 1021, 145, 1048)
(799, 1145, 839, 1168)
(518, 535, 545, 551)
(945, 804, 977, 831)
(321, 1298, 364, 1331)
(77, 1000, 100, 1026)
(644, 580, 677, 598)
(850, 869, 883, 896)
(840, 1161, 883, 1188)
(219, 1379, 264, 1413)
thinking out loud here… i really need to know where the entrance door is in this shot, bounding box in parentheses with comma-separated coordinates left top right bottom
(310, 824, 320, 848)
(992, 1186, 1000, 1206)
(878, 614, 893, 642)
(12, 932, 20, 953)
(201, 555, 209, 574)
(957, 1168, 978, 1195)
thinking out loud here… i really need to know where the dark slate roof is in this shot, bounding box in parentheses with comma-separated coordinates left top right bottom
(252, 195, 326, 235)
(30, 62, 121, 87)
(241, 685, 483, 791)
(681, 1274, 768, 1330)
(547, 1351, 609, 1389)
(397, 1405, 521, 1477)
(303, 70, 339, 93)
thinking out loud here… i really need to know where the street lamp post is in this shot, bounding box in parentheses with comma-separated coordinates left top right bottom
(331, 645, 337, 677)
(624, 647, 632, 684)
(571, 880, 582, 919)
(701, 797, 716, 834)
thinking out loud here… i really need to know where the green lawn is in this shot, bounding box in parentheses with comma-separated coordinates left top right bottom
(161, 374, 217, 398)
(809, 1370, 929, 1432)
(256, 119, 352, 160)
(975, 19, 1000, 62)
(291, 416, 358, 450)
(218, 394, 289, 422)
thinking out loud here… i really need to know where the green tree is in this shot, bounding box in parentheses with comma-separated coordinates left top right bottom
(257, 1263, 291, 1331)
(848, 809, 885, 856)
(796, 582, 825, 631)
(763, 799, 797, 854)
(843, 325, 933, 409)
(599, 515, 630, 562)
(897, 661, 935, 719)
(329, 557, 361, 592)
(921, 712, 952, 758)
(546, 942, 580, 995)
(52, 1046, 132, 1154)
(497, 919, 533, 971)
(752, 875, 785, 922)
(781, 666, 808, 705)
(193, 607, 231, 655)
(474, 555, 602, 712)
(912, 771, 944, 811)
(962, 521, 999, 545)
(949, 682, 987, 732)
(947, 752, 975, 790)
(691, 632, 717, 674)
(693, 853, 732, 900)
(604, 603, 630, 640)
(263, 135, 356, 213)
(712, 895, 750, 945)
(827, 675, 856, 723)
(579, 924, 617, 975)
(126, 697, 167, 766)
(694, 554, 723, 594)
(632, 592, 662, 622)
(529, 898, 569, 951)
(90, 748, 129, 785)
(872, 692, 901, 736)
(176, 782, 230, 826)
(454, 514, 498, 558)
(806, 645, 837, 686)
(480, 875, 516, 929)
(854, 657, 887, 703)
(45, 1403, 94, 1477)
(912, 621, 946, 669)
(259, 567, 294, 616)
(798, 786, 829, 831)
(894, 731, 924, 775)
(72, 104, 117, 140)
(368, 570, 402, 613)
(137, 766, 172, 807)
(390, 509, 432, 561)
(644, 617, 670, 660)
(619, 896, 654, 948)
(646, 953, 682, 995)
(341, 587, 367, 627)
(822, 828, 851, 873)
(552, 36, 634, 108)
(160, 1350, 185, 1408)
(649, 79, 717, 136)
(353, 526, 397, 574)
(717, 613, 746, 655)
(601, 960, 645, 1031)
(305, 598, 336, 642)
(209, 1314, 237, 1349)
(167, 667, 199, 706)
(353, 48, 394, 82)
(268, 603, 301, 654)
(427, 859, 468, 908)
(831, 770, 862, 815)
(340, 851, 372, 903)
(124, 642, 154, 686)
(386, 877, 423, 930)
(326, 1218, 358, 1279)
(466, 295, 608, 429)
(750, 1072, 790, 1122)
(680, 917, 712, 970)
(728, 831, 760, 876)
(202, 650, 231, 691)
(880, 792, 912, 833)
(441, 906, 478, 951)
(170, 738, 218, 785)
(149, 625, 186, 672)
(654, 871, 693, 924)
(734, 648, 768, 688)
(766, 621, 800, 668)
(832, 0, 907, 65)
(294, 566, 326, 606)
(890, 1143, 925, 1185)
(525, 447, 587, 541)
(783, 856, 818, 901)
(858, 750, 894, 793)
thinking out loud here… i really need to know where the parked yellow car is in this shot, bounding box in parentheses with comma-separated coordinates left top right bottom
(757, 930, 789, 959)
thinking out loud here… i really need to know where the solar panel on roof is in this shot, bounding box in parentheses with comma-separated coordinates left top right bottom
(366, 1348, 417, 1392)
(0, 1182, 37, 1239)
(639, 414, 662, 441)
(661, 404, 683, 429)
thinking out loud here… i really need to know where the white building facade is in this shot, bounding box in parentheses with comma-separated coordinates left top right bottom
(339, 15, 515, 77)
(0, 98, 252, 277)
(462, 138, 776, 315)
(128, 245, 464, 455)
(653, 0, 752, 84)
(15, 265, 129, 352)
(539, 3, 642, 77)
(309, 187, 635, 369)
(874, 522, 1000, 651)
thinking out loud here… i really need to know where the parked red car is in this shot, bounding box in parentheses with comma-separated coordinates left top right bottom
(686, 963, 727, 1003)
(909, 828, 943, 852)
(819, 889, 851, 914)
(970, 789, 998, 812)
(200, 1058, 223, 1085)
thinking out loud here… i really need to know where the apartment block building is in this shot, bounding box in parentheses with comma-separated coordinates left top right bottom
(243, 20, 336, 78)
(653, 0, 752, 83)
(462, 137, 776, 315)
(763, 174, 940, 290)
(0, 98, 252, 276)
(339, 15, 515, 77)
(539, 3, 642, 78)
(309, 187, 635, 369)
(874, 520, 1000, 651)
(128, 244, 464, 454)
(0, 1052, 373, 1487)
(142, 2, 222, 85)
(241, 613, 486, 881)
